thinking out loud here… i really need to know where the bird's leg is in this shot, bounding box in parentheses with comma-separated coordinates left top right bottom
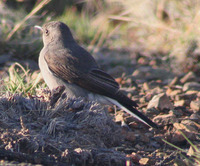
(50, 85, 65, 107)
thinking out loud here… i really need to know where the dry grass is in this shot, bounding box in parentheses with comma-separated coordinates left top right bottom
(106, 0, 200, 61)
(6, 0, 51, 41)
(0, 90, 126, 165)
(74, 0, 200, 62)
(2, 63, 42, 95)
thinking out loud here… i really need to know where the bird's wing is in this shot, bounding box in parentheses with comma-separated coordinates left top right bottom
(44, 50, 138, 107)
(44, 50, 159, 128)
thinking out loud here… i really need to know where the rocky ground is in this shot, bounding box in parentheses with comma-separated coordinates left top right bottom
(0, 48, 200, 165)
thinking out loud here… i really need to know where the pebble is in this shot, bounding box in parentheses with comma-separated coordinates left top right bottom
(147, 93, 174, 110)
(153, 113, 177, 126)
(190, 100, 200, 112)
(183, 82, 200, 91)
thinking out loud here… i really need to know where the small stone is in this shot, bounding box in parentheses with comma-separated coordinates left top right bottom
(115, 112, 125, 122)
(171, 108, 184, 116)
(138, 57, 148, 65)
(187, 145, 200, 157)
(127, 152, 141, 163)
(143, 82, 149, 91)
(187, 146, 195, 157)
(190, 113, 200, 120)
(153, 113, 177, 126)
(147, 93, 174, 110)
(178, 93, 197, 101)
(139, 158, 149, 165)
(180, 120, 198, 132)
(173, 123, 187, 130)
(183, 82, 200, 91)
(174, 100, 185, 107)
(168, 130, 196, 143)
(180, 71, 196, 84)
(145, 107, 159, 116)
(190, 101, 200, 112)
(166, 88, 173, 96)
(115, 77, 123, 84)
(167, 89, 182, 97)
(185, 90, 198, 95)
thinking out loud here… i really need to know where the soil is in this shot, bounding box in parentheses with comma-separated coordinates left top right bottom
(0, 48, 200, 165)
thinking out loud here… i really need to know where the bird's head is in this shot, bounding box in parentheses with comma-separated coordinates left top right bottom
(35, 21, 74, 46)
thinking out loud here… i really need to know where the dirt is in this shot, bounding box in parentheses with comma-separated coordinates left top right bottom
(0, 48, 200, 165)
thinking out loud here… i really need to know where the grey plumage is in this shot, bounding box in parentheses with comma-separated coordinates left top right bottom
(37, 21, 157, 128)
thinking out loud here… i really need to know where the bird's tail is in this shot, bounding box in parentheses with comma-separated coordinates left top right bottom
(106, 97, 158, 128)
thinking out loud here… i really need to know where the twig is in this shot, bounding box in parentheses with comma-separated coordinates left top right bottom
(6, 0, 51, 41)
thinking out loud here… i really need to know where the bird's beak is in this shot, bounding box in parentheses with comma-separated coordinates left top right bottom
(34, 25, 43, 32)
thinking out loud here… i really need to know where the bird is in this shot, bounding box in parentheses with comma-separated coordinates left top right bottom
(35, 21, 157, 128)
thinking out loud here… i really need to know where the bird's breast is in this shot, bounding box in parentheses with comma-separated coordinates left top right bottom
(39, 49, 62, 90)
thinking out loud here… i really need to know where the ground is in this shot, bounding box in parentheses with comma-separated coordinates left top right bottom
(0, 47, 200, 166)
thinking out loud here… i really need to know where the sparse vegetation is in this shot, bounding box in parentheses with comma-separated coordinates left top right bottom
(2, 62, 42, 95)
(163, 131, 200, 165)
(0, 0, 200, 165)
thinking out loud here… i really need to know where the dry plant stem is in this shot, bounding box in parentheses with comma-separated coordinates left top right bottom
(6, 0, 51, 41)
(108, 15, 181, 34)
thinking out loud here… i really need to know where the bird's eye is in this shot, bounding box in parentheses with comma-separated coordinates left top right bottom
(45, 29, 49, 35)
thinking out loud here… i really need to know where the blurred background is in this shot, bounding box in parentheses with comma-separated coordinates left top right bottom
(1, 0, 200, 66)
(1, 0, 200, 93)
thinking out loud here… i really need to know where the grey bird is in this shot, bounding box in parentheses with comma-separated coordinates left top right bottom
(35, 21, 157, 128)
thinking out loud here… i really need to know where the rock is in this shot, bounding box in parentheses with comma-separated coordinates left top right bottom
(143, 82, 149, 91)
(186, 90, 199, 95)
(170, 108, 183, 117)
(177, 93, 197, 101)
(145, 107, 159, 116)
(173, 122, 197, 133)
(138, 57, 149, 65)
(147, 93, 174, 110)
(167, 130, 196, 143)
(127, 152, 141, 163)
(190, 101, 200, 112)
(190, 113, 200, 120)
(115, 112, 125, 122)
(183, 82, 200, 91)
(166, 89, 182, 97)
(115, 77, 123, 84)
(174, 100, 185, 107)
(181, 120, 200, 132)
(187, 146, 196, 157)
(153, 113, 177, 126)
(139, 158, 149, 165)
(180, 71, 196, 84)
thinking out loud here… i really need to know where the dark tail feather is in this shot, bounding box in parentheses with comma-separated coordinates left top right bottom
(107, 97, 158, 129)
